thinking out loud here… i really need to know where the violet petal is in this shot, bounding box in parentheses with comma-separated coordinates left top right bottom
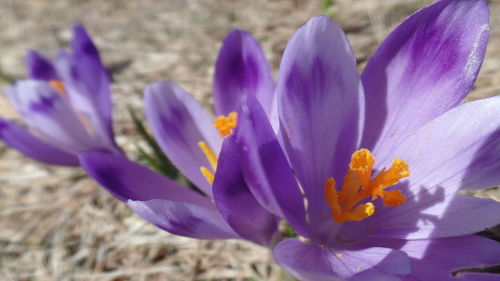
(0, 117, 78, 166)
(375, 236, 500, 281)
(79, 151, 210, 207)
(274, 238, 410, 281)
(340, 96, 500, 240)
(236, 94, 311, 238)
(144, 81, 221, 195)
(362, 0, 489, 154)
(25, 49, 58, 81)
(212, 134, 278, 246)
(6, 80, 98, 153)
(213, 29, 275, 117)
(128, 199, 239, 240)
(277, 15, 364, 236)
(54, 24, 119, 152)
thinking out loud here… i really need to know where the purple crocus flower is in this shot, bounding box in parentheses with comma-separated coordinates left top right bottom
(80, 30, 280, 246)
(229, 0, 500, 280)
(0, 24, 122, 165)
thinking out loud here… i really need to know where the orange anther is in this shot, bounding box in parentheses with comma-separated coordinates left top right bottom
(324, 149, 409, 223)
(214, 112, 237, 138)
(49, 80, 66, 97)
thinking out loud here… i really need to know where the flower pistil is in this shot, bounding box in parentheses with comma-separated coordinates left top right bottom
(324, 149, 409, 223)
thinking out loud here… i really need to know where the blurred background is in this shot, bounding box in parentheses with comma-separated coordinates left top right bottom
(0, 0, 499, 280)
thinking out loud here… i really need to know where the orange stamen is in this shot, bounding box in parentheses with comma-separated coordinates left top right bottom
(324, 149, 409, 223)
(200, 166, 214, 184)
(198, 112, 239, 184)
(198, 141, 217, 171)
(214, 112, 237, 137)
(198, 141, 217, 184)
(49, 80, 66, 97)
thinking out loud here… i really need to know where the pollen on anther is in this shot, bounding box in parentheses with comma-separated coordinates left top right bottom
(364, 202, 375, 216)
(324, 148, 409, 223)
(214, 112, 237, 137)
(49, 80, 66, 97)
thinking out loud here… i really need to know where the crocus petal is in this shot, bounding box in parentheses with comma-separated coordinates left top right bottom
(349, 270, 402, 281)
(393, 96, 500, 192)
(144, 81, 221, 195)
(213, 29, 275, 117)
(79, 151, 209, 207)
(274, 238, 410, 281)
(212, 134, 278, 246)
(340, 195, 500, 244)
(70, 23, 112, 126)
(54, 24, 118, 151)
(277, 15, 364, 238)
(82, 153, 238, 241)
(236, 94, 311, 238)
(0, 117, 78, 165)
(339, 96, 500, 240)
(362, 0, 490, 154)
(25, 50, 58, 81)
(375, 236, 500, 281)
(6, 80, 99, 153)
(128, 199, 239, 240)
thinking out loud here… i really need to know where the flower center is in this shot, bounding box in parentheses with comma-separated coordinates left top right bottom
(49, 80, 66, 97)
(199, 111, 238, 184)
(49, 80, 96, 136)
(324, 149, 409, 223)
(214, 111, 238, 137)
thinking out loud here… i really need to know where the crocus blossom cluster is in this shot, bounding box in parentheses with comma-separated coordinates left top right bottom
(2, 0, 500, 280)
(228, 0, 500, 280)
(80, 29, 280, 246)
(0, 24, 122, 165)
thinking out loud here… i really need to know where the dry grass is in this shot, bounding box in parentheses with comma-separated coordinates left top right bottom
(0, 0, 499, 280)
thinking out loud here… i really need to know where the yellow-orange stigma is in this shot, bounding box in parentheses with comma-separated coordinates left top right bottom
(49, 80, 66, 97)
(324, 149, 409, 223)
(214, 112, 237, 137)
(198, 112, 239, 184)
